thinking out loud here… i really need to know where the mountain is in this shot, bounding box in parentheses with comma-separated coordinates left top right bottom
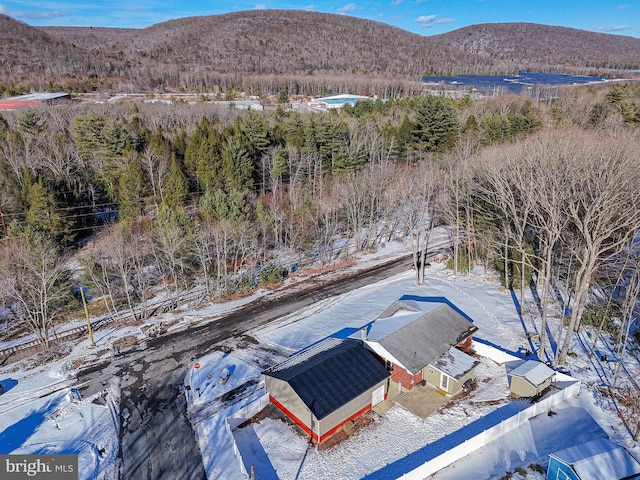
(435, 23, 640, 72)
(1, 11, 639, 94)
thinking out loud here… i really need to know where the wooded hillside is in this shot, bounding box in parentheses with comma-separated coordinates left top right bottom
(1, 11, 639, 94)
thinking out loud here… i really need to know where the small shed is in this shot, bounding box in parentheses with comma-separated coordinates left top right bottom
(506, 359, 555, 398)
(263, 337, 389, 444)
(547, 437, 640, 480)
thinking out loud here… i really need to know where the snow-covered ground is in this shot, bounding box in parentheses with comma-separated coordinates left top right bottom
(1, 233, 639, 480)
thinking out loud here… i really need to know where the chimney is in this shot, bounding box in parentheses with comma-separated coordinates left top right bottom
(361, 327, 367, 341)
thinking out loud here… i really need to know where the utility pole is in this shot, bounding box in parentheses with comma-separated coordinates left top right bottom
(0, 205, 7, 239)
(80, 286, 95, 347)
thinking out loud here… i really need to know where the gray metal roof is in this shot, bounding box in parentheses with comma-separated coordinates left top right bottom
(432, 347, 480, 380)
(507, 360, 555, 387)
(3, 93, 70, 101)
(550, 437, 640, 480)
(366, 301, 478, 375)
(263, 338, 390, 420)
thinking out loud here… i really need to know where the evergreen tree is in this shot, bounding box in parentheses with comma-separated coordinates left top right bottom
(199, 188, 249, 224)
(411, 95, 460, 152)
(73, 111, 108, 162)
(163, 154, 189, 208)
(220, 136, 254, 192)
(23, 178, 72, 243)
(117, 157, 146, 220)
(240, 111, 271, 157)
(184, 117, 224, 190)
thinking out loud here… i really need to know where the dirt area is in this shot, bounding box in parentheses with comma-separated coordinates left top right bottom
(319, 411, 375, 450)
(112, 335, 137, 351)
(396, 383, 448, 419)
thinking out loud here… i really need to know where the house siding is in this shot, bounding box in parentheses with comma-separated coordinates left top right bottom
(452, 368, 475, 395)
(510, 376, 552, 398)
(390, 361, 423, 390)
(319, 379, 387, 436)
(422, 364, 475, 395)
(264, 376, 314, 431)
(423, 365, 442, 391)
(265, 375, 387, 443)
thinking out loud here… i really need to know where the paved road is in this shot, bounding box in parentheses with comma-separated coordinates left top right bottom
(76, 254, 415, 480)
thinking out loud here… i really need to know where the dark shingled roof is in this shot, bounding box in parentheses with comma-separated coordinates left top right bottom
(263, 338, 389, 420)
(372, 301, 478, 375)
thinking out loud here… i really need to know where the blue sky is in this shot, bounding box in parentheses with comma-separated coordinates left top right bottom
(0, 0, 638, 38)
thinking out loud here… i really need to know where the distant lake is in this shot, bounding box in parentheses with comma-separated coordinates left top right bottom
(422, 72, 618, 95)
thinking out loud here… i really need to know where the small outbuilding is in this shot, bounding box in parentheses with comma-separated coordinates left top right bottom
(506, 359, 555, 398)
(263, 337, 389, 444)
(547, 437, 640, 480)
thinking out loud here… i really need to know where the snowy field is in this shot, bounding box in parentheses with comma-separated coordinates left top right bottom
(183, 262, 640, 480)
(1, 234, 639, 480)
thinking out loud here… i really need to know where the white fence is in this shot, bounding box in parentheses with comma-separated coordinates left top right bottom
(395, 374, 581, 480)
(225, 393, 270, 479)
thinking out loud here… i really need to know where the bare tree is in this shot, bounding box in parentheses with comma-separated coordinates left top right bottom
(394, 163, 441, 284)
(193, 221, 217, 300)
(555, 131, 640, 365)
(151, 206, 195, 305)
(0, 235, 71, 348)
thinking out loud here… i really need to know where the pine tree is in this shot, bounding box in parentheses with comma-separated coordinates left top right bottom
(23, 178, 72, 243)
(220, 136, 253, 192)
(117, 157, 146, 220)
(184, 117, 224, 190)
(411, 95, 460, 152)
(163, 154, 189, 208)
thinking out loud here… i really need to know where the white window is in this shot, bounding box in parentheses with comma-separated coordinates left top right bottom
(440, 373, 449, 391)
(428, 367, 434, 375)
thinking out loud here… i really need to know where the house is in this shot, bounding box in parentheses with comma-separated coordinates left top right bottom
(263, 337, 389, 444)
(506, 359, 555, 398)
(359, 297, 479, 395)
(547, 437, 640, 480)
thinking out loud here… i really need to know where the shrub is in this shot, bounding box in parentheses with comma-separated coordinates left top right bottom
(258, 264, 286, 286)
(529, 464, 545, 474)
(514, 466, 527, 477)
(445, 250, 472, 273)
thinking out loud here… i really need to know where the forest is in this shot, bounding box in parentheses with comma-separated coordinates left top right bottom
(3, 12, 640, 95)
(1, 81, 640, 371)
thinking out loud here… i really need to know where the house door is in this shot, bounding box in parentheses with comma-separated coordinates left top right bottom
(372, 385, 385, 406)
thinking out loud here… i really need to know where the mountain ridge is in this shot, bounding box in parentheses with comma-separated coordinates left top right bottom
(1, 11, 639, 94)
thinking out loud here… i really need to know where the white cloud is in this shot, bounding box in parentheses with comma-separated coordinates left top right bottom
(338, 3, 357, 14)
(596, 25, 633, 32)
(391, 0, 403, 5)
(415, 14, 454, 28)
(0, 5, 67, 20)
(303, 4, 315, 10)
(254, 4, 266, 9)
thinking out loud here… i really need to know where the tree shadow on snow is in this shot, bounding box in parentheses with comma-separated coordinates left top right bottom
(0, 378, 18, 395)
(0, 395, 64, 453)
